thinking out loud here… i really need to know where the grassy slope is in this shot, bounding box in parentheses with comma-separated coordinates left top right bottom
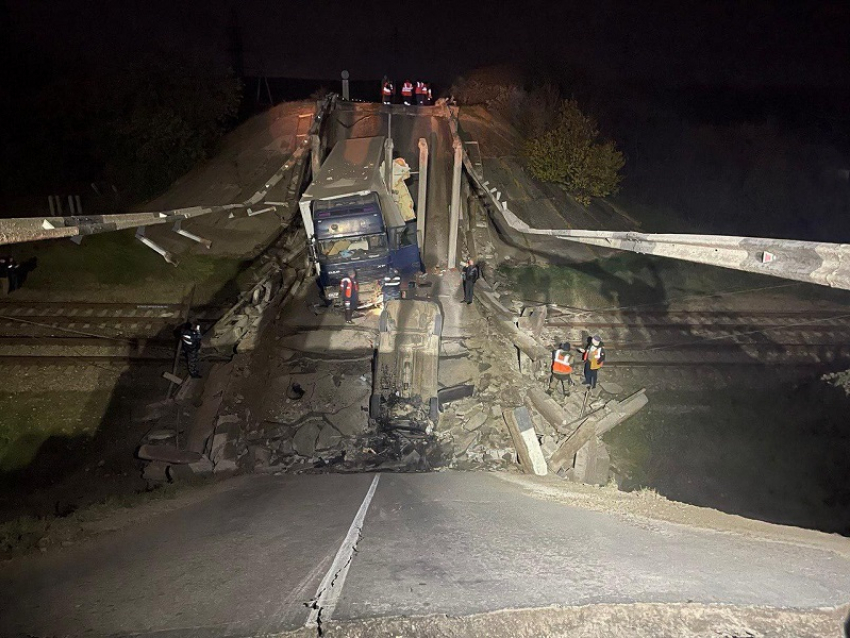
(8, 230, 249, 304)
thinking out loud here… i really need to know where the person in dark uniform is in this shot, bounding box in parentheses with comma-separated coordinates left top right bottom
(179, 321, 203, 378)
(6, 257, 19, 292)
(461, 258, 480, 304)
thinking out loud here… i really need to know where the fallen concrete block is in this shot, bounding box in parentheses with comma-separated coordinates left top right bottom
(567, 437, 612, 485)
(525, 387, 573, 435)
(550, 389, 648, 473)
(503, 406, 547, 476)
(213, 458, 239, 474)
(438, 384, 475, 407)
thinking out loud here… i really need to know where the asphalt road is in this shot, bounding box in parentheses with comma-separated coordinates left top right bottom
(1, 472, 849, 637)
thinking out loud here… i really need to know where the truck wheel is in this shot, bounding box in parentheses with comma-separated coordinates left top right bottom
(370, 394, 382, 419)
(429, 397, 440, 423)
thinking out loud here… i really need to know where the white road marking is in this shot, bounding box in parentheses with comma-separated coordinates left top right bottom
(305, 473, 380, 628)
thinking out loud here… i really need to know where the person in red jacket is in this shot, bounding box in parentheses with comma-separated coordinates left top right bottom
(401, 80, 414, 105)
(415, 81, 426, 105)
(381, 77, 394, 105)
(339, 270, 359, 324)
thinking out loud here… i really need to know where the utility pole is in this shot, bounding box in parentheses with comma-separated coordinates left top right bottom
(311, 135, 321, 177)
(341, 70, 350, 100)
(448, 139, 463, 269)
(384, 137, 394, 195)
(416, 138, 429, 248)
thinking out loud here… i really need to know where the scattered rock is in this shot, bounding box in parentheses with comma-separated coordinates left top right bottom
(600, 381, 624, 395)
(464, 409, 488, 432)
(248, 445, 272, 469)
(213, 459, 239, 474)
(453, 430, 479, 455)
(188, 456, 214, 475)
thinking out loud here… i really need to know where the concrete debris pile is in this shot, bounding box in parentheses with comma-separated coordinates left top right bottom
(209, 230, 308, 355)
(464, 279, 650, 482)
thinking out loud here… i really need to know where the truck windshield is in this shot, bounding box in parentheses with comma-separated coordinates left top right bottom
(317, 234, 387, 261)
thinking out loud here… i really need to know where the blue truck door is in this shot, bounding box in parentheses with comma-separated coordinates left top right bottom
(390, 221, 421, 272)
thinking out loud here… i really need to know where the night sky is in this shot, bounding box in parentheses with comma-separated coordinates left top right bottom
(5, 0, 850, 88)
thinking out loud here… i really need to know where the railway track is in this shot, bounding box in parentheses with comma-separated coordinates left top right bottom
(0, 301, 228, 363)
(545, 309, 850, 344)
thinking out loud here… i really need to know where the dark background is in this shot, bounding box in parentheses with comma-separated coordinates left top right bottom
(2, 0, 850, 239)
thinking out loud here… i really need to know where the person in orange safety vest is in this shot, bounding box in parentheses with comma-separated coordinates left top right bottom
(549, 343, 574, 397)
(401, 80, 414, 105)
(339, 270, 359, 324)
(579, 335, 605, 389)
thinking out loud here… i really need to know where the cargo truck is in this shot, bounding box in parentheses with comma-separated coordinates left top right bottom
(298, 136, 420, 307)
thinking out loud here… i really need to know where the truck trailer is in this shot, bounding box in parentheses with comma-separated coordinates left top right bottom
(298, 136, 420, 307)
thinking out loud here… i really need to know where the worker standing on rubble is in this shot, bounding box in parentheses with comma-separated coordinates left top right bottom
(579, 336, 605, 389)
(426, 84, 433, 104)
(401, 80, 414, 105)
(415, 81, 427, 105)
(549, 343, 574, 397)
(381, 77, 394, 105)
(178, 321, 203, 379)
(340, 270, 359, 323)
(461, 258, 480, 304)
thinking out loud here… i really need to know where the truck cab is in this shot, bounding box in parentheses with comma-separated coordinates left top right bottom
(299, 136, 420, 308)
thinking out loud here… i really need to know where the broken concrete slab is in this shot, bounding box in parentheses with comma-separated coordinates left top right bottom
(292, 420, 321, 457)
(503, 406, 547, 476)
(187, 456, 214, 475)
(316, 423, 343, 451)
(453, 430, 479, 455)
(442, 340, 469, 356)
(439, 357, 480, 387)
(570, 436, 611, 485)
(326, 401, 369, 436)
(213, 458, 239, 474)
(464, 408, 488, 432)
(278, 328, 375, 354)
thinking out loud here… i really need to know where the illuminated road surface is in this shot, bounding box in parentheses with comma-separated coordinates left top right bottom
(1, 472, 849, 637)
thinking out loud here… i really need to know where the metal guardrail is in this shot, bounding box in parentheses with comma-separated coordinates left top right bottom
(0, 95, 338, 256)
(445, 102, 850, 293)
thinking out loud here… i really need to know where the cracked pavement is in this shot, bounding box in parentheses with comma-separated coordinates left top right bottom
(2, 472, 849, 637)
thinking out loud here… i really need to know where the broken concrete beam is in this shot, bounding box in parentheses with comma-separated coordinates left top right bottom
(517, 305, 547, 337)
(503, 406, 547, 476)
(136, 444, 202, 465)
(549, 389, 648, 472)
(569, 437, 611, 485)
(525, 387, 574, 435)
